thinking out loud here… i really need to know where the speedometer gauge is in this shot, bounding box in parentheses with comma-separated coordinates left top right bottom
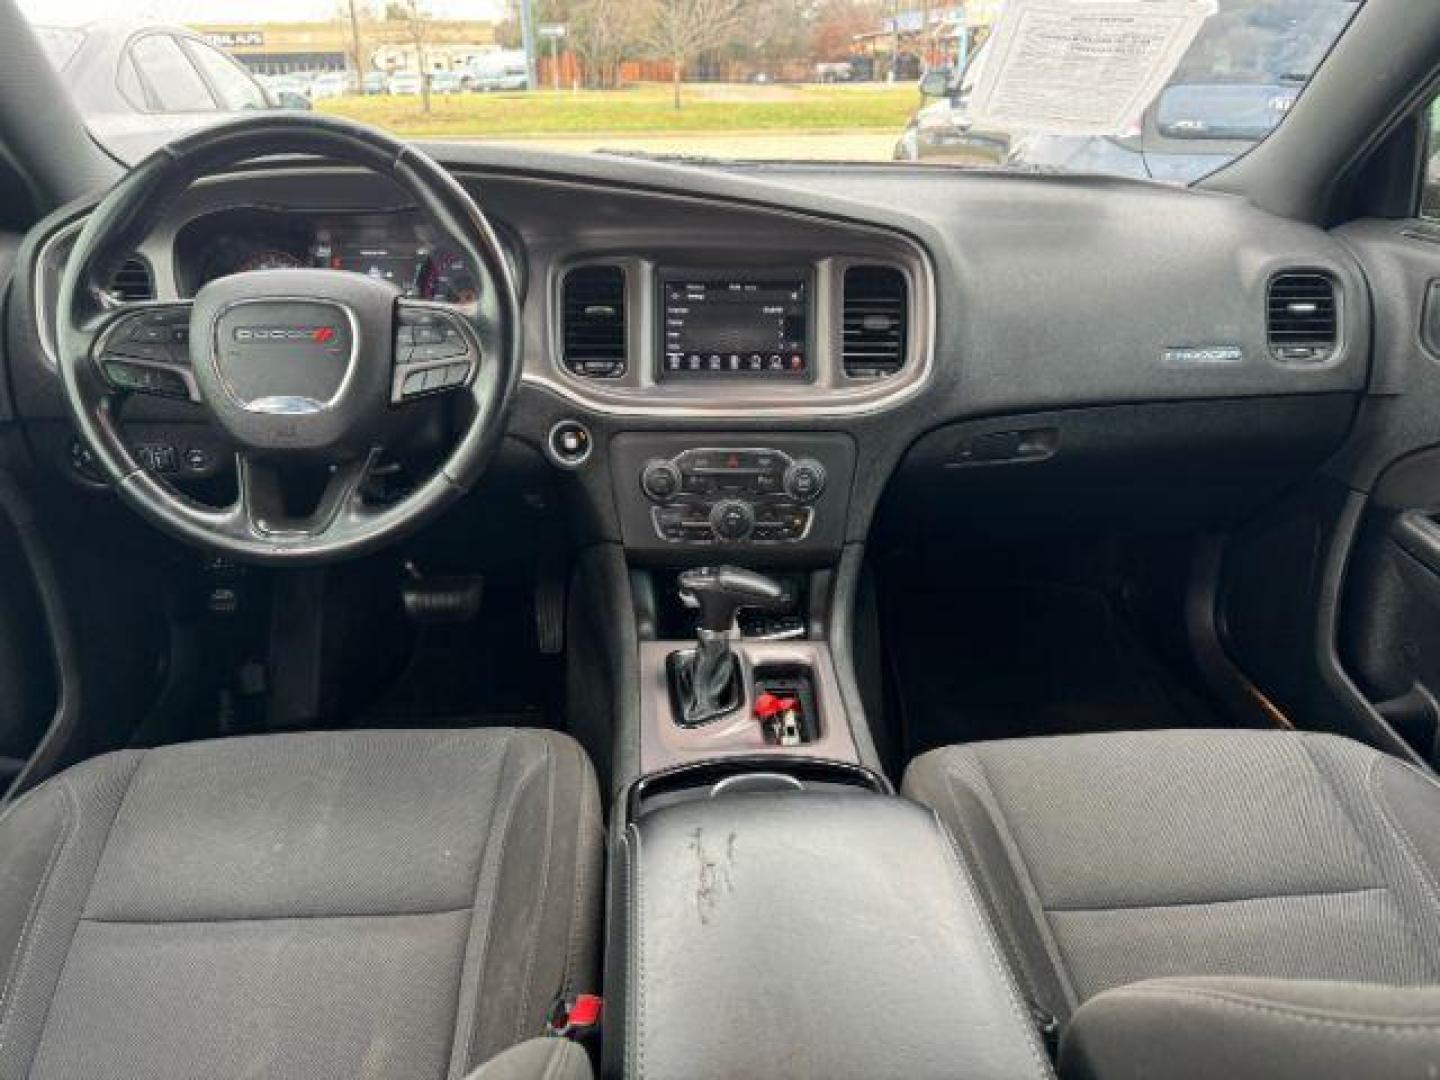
(236, 250, 302, 273)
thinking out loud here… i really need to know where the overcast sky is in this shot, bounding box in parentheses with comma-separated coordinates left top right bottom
(17, 0, 508, 26)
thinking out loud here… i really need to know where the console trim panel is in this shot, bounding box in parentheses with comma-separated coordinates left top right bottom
(639, 639, 859, 774)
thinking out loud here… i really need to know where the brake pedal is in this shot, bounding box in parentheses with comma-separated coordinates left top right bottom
(401, 563, 484, 625)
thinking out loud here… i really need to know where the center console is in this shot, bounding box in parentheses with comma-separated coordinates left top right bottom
(605, 774, 1054, 1080)
(605, 521, 1056, 1078)
(592, 241, 1037, 1075)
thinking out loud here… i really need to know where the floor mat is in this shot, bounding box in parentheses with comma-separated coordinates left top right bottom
(888, 581, 1221, 760)
(355, 582, 562, 730)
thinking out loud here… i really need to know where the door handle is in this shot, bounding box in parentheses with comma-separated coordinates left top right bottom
(1392, 510, 1440, 576)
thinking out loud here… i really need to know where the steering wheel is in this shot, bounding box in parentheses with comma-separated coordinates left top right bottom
(55, 114, 521, 565)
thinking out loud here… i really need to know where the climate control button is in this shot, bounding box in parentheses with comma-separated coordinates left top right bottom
(641, 459, 682, 502)
(709, 499, 755, 542)
(783, 459, 827, 503)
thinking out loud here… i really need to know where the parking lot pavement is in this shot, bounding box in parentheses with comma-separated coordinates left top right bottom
(467, 130, 902, 162)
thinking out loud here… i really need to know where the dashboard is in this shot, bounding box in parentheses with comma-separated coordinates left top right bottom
(2, 147, 1374, 562)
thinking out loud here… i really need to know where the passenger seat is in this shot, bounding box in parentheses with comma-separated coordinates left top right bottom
(903, 729, 1440, 1079)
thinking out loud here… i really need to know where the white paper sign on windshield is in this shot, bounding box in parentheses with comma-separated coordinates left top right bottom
(968, 0, 1219, 138)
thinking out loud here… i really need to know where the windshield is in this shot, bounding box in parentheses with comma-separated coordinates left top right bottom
(21, 0, 1361, 183)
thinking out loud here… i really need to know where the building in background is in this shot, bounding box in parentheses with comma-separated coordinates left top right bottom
(854, 2, 1002, 79)
(194, 20, 500, 77)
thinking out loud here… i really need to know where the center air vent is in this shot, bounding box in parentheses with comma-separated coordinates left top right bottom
(562, 265, 626, 378)
(842, 265, 908, 378)
(1267, 272, 1336, 363)
(107, 257, 154, 302)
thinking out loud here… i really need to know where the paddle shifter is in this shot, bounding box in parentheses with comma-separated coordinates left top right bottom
(669, 566, 789, 727)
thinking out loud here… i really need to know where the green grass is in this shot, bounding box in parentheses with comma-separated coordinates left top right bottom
(316, 82, 918, 138)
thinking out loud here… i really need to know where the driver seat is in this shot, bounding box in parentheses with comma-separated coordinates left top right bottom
(0, 727, 603, 1079)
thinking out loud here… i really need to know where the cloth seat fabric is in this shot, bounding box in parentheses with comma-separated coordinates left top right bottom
(0, 727, 603, 1080)
(902, 730, 1440, 1025)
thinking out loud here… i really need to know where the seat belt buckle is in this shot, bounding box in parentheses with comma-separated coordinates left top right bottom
(1029, 1000, 1059, 1060)
(548, 994, 603, 1040)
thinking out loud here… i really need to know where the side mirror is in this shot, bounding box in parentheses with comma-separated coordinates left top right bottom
(919, 71, 951, 99)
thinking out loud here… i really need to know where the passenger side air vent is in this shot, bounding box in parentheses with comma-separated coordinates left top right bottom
(107, 257, 154, 302)
(562, 265, 627, 378)
(842, 265, 908, 378)
(1267, 272, 1337, 363)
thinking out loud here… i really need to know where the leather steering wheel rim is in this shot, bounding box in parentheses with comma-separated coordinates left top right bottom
(55, 113, 522, 565)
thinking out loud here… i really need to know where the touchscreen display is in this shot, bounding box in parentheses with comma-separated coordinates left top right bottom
(660, 274, 808, 377)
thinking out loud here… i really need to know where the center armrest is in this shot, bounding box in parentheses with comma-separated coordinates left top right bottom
(605, 789, 1054, 1079)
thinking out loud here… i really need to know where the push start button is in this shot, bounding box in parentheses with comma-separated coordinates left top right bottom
(548, 420, 593, 468)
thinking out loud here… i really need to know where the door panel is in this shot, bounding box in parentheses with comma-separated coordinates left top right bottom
(1332, 210, 1440, 765)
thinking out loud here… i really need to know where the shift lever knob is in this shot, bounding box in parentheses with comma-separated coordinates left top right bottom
(671, 566, 789, 727)
(678, 566, 789, 634)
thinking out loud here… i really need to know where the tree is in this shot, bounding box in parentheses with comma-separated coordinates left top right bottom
(338, 0, 368, 83)
(386, 0, 433, 113)
(640, 0, 751, 108)
(744, 0, 816, 64)
(567, 0, 648, 89)
(811, 0, 882, 62)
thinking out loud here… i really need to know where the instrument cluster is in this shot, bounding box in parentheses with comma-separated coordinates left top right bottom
(174, 207, 523, 302)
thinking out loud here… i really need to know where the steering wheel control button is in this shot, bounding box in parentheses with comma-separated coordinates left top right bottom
(396, 308, 474, 363)
(548, 420, 593, 468)
(710, 499, 756, 542)
(393, 307, 479, 401)
(641, 460, 682, 502)
(102, 360, 191, 399)
(783, 459, 827, 503)
(96, 306, 194, 377)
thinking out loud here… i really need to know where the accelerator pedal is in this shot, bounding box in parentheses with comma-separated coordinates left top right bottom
(535, 550, 566, 656)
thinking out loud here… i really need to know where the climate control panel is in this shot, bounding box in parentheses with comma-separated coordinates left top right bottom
(639, 447, 829, 545)
(610, 433, 855, 560)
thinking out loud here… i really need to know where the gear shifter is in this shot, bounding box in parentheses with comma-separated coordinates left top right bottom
(669, 566, 789, 727)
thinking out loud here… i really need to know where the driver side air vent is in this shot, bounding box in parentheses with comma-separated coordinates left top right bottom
(1267, 272, 1337, 363)
(562, 265, 627, 378)
(107, 257, 154, 302)
(842, 265, 908, 378)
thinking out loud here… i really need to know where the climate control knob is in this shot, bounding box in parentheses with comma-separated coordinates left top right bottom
(783, 459, 827, 503)
(710, 499, 755, 542)
(641, 459, 682, 502)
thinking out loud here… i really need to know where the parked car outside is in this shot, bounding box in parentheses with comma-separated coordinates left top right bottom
(261, 74, 313, 111)
(895, 0, 1360, 184)
(430, 71, 463, 95)
(464, 51, 529, 92)
(388, 70, 423, 96)
(34, 19, 283, 162)
(308, 71, 352, 101)
(362, 71, 387, 95)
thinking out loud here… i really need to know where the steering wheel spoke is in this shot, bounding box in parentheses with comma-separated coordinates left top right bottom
(391, 299, 481, 405)
(90, 301, 199, 402)
(229, 449, 381, 545)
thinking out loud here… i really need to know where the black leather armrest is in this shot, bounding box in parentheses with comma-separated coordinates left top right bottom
(607, 789, 1053, 1080)
(1062, 977, 1440, 1080)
